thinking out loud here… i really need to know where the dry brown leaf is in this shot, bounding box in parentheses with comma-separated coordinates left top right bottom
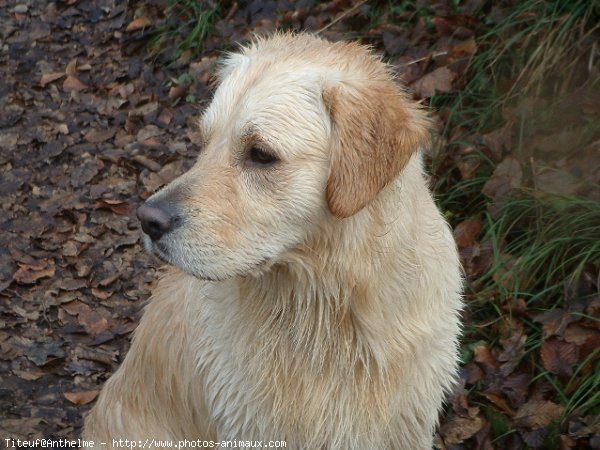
(168, 84, 188, 100)
(540, 339, 578, 377)
(95, 199, 133, 215)
(64, 390, 98, 405)
(84, 128, 117, 144)
(91, 288, 113, 300)
(474, 345, 499, 373)
(513, 400, 564, 429)
(441, 410, 486, 444)
(457, 157, 480, 180)
(65, 59, 78, 77)
(482, 125, 514, 160)
(482, 392, 515, 416)
(454, 217, 482, 248)
(534, 168, 579, 196)
(126, 17, 152, 32)
(497, 330, 527, 376)
(13, 369, 46, 381)
(63, 75, 87, 92)
(482, 156, 522, 201)
(532, 308, 575, 339)
(452, 38, 478, 55)
(411, 67, 455, 98)
(132, 154, 162, 172)
(564, 324, 599, 346)
(14, 259, 55, 284)
(59, 277, 87, 291)
(62, 241, 79, 257)
(137, 124, 162, 142)
(40, 72, 65, 87)
(62, 300, 109, 336)
(500, 373, 530, 407)
(55, 123, 69, 135)
(157, 108, 174, 126)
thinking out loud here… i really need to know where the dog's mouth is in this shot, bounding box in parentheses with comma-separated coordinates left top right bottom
(144, 237, 174, 266)
(152, 241, 171, 263)
(142, 233, 274, 282)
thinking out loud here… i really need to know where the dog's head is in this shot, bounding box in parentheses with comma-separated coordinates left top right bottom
(137, 33, 430, 281)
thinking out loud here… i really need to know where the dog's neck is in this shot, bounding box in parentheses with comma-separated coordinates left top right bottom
(234, 157, 431, 375)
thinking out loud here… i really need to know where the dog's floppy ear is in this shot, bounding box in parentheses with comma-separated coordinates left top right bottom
(323, 79, 431, 218)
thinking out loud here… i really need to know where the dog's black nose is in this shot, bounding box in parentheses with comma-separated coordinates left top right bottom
(137, 202, 178, 241)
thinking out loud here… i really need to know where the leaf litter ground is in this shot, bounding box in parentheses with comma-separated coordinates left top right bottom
(1, 1, 598, 448)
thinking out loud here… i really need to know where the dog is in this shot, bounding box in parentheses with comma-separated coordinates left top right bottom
(82, 33, 463, 449)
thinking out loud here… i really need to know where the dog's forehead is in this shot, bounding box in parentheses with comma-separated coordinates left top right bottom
(202, 57, 329, 147)
(221, 57, 323, 106)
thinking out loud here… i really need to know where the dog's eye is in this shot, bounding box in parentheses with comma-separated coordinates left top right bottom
(248, 147, 278, 166)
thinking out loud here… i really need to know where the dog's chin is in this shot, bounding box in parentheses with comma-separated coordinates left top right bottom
(142, 234, 274, 282)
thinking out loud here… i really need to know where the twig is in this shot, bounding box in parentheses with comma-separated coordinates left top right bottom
(317, 0, 369, 35)
(395, 51, 448, 68)
(224, 2, 238, 22)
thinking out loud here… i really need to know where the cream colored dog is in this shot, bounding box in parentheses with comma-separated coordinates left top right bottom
(83, 33, 463, 449)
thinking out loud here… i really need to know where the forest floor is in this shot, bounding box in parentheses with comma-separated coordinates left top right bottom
(1, 1, 598, 449)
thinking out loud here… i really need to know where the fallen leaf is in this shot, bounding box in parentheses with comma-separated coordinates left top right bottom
(62, 241, 79, 257)
(137, 124, 162, 142)
(132, 154, 161, 172)
(40, 72, 65, 87)
(95, 199, 133, 215)
(411, 67, 455, 98)
(501, 374, 530, 408)
(14, 259, 55, 284)
(58, 277, 88, 291)
(520, 428, 548, 448)
(564, 324, 599, 346)
(157, 108, 174, 126)
(540, 339, 578, 377)
(513, 400, 564, 429)
(84, 128, 117, 144)
(457, 157, 480, 180)
(532, 308, 577, 339)
(62, 300, 109, 336)
(482, 125, 514, 160)
(474, 344, 499, 374)
(5, 336, 66, 366)
(126, 17, 152, 32)
(71, 159, 104, 187)
(63, 75, 87, 92)
(441, 408, 486, 444)
(534, 167, 579, 196)
(482, 156, 522, 201)
(65, 59, 78, 77)
(64, 390, 98, 405)
(497, 330, 527, 376)
(482, 392, 515, 416)
(454, 217, 482, 248)
(168, 84, 188, 100)
(91, 288, 113, 300)
(451, 38, 478, 56)
(13, 369, 46, 381)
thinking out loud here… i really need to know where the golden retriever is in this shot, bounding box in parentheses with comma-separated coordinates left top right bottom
(82, 33, 463, 449)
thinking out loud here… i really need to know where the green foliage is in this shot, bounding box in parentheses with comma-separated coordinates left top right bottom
(479, 194, 600, 306)
(148, 0, 220, 62)
(429, 0, 600, 426)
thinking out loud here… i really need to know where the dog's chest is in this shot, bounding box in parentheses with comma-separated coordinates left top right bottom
(188, 281, 389, 447)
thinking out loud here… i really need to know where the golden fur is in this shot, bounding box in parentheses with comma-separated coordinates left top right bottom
(83, 33, 463, 449)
